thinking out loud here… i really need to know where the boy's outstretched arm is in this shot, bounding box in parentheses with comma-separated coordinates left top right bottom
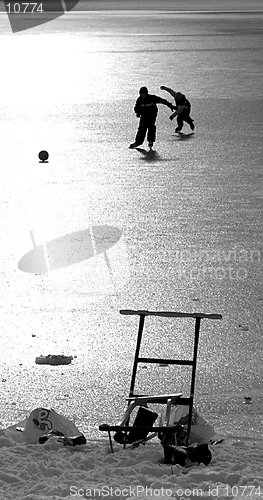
(160, 86, 177, 99)
(153, 95, 176, 110)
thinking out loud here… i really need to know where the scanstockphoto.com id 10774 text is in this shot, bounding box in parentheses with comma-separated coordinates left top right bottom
(69, 484, 262, 498)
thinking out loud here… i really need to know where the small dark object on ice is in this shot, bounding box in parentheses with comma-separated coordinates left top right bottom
(39, 430, 86, 446)
(162, 441, 212, 466)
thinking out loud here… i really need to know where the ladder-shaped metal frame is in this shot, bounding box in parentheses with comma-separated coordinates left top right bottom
(99, 309, 222, 451)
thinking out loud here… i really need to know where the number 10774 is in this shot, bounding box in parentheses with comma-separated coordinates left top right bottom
(6, 3, 44, 13)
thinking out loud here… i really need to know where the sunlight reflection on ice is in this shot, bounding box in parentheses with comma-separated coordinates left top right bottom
(18, 226, 130, 296)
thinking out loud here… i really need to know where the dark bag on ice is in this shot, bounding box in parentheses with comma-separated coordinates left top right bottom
(162, 442, 212, 466)
(39, 430, 86, 446)
(187, 443, 212, 465)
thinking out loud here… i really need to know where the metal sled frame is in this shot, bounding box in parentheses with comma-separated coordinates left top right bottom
(99, 309, 222, 452)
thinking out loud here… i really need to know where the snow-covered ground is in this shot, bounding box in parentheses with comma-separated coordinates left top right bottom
(1, 429, 262, 500)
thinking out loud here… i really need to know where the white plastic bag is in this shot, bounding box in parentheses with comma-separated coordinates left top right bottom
(5, 407, 82, 444)
(159, 405, 215, 444)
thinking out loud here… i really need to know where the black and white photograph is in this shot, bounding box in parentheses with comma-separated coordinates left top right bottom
(0, 1, 262, 498)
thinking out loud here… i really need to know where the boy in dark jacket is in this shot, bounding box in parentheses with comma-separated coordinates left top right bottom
(129, 86, 175, 150)
(160, 85, 195, 133)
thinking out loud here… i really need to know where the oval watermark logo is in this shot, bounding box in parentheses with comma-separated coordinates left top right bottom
(3, 0, 80, 33)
